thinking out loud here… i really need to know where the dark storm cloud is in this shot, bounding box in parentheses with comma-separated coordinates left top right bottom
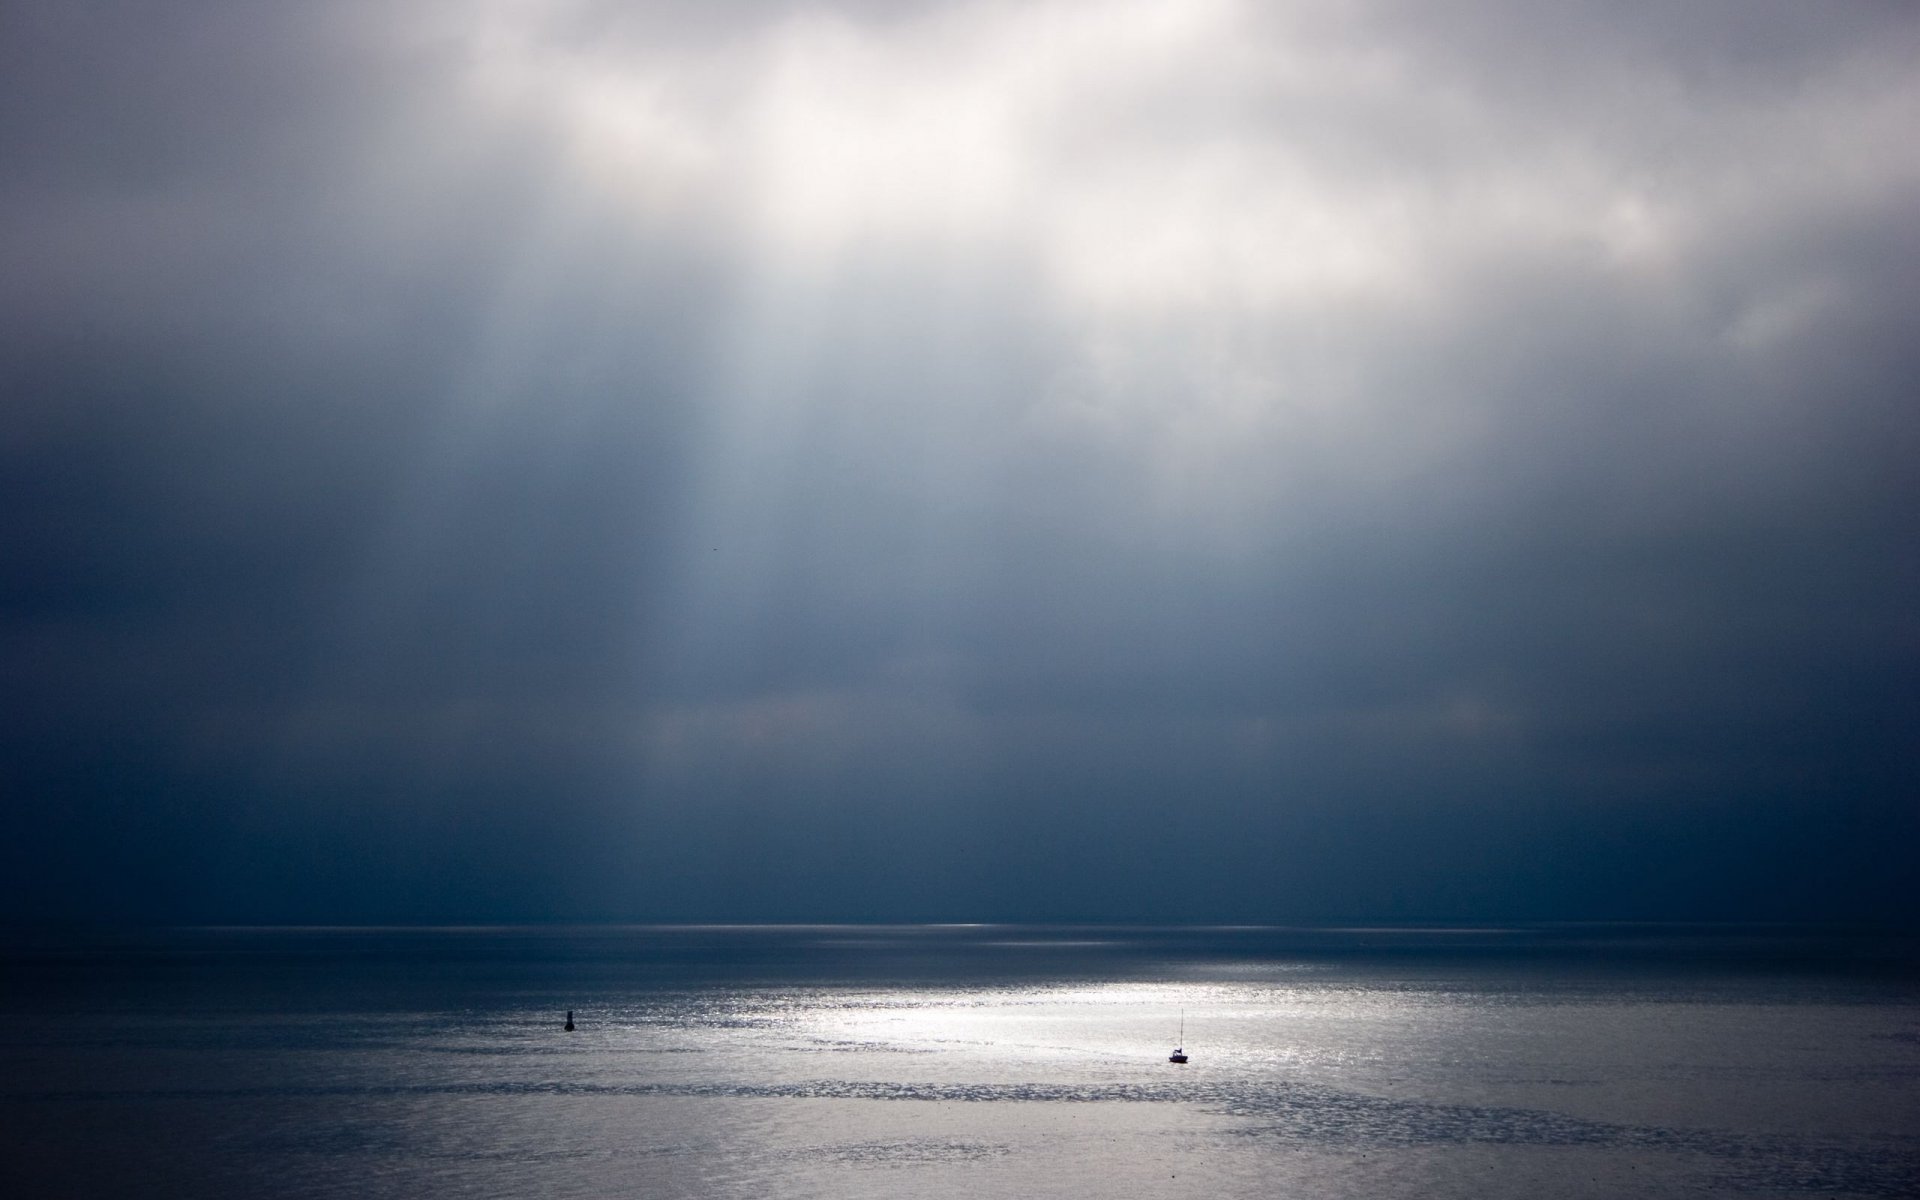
(2, 1, 1915, 924)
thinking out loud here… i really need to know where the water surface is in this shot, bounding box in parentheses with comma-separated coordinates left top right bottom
(4, 924, 1916, 1197)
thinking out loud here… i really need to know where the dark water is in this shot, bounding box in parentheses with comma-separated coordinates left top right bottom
(3, 925, 1917, 1198)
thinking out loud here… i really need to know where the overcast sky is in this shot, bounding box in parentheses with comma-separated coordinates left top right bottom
(3, 0, 1915, 925)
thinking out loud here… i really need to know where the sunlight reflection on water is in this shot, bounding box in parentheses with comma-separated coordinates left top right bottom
(3, 926, 1917, 1198)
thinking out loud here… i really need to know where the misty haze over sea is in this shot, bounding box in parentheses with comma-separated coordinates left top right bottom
(3, 0, 1914, 931)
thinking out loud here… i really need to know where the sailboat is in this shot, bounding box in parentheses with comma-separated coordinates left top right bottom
(1169, 1010, 1188, 1064)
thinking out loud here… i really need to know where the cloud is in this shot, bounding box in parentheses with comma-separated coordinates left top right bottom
(3, 0, 1916, 923)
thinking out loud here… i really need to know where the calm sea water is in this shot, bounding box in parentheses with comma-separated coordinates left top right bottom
(3, 925, 1916, 1198)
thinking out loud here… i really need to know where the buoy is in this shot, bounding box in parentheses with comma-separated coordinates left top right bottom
(564, 1010, 575, 1032)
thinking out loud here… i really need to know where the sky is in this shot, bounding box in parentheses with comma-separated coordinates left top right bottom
(2, 0, 1916, 926)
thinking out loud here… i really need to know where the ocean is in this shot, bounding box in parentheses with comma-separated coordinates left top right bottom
(3, 924, 1916, 1198)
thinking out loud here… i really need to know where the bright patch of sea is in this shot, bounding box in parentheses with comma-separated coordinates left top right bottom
(3, 925, 1916, 1198)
